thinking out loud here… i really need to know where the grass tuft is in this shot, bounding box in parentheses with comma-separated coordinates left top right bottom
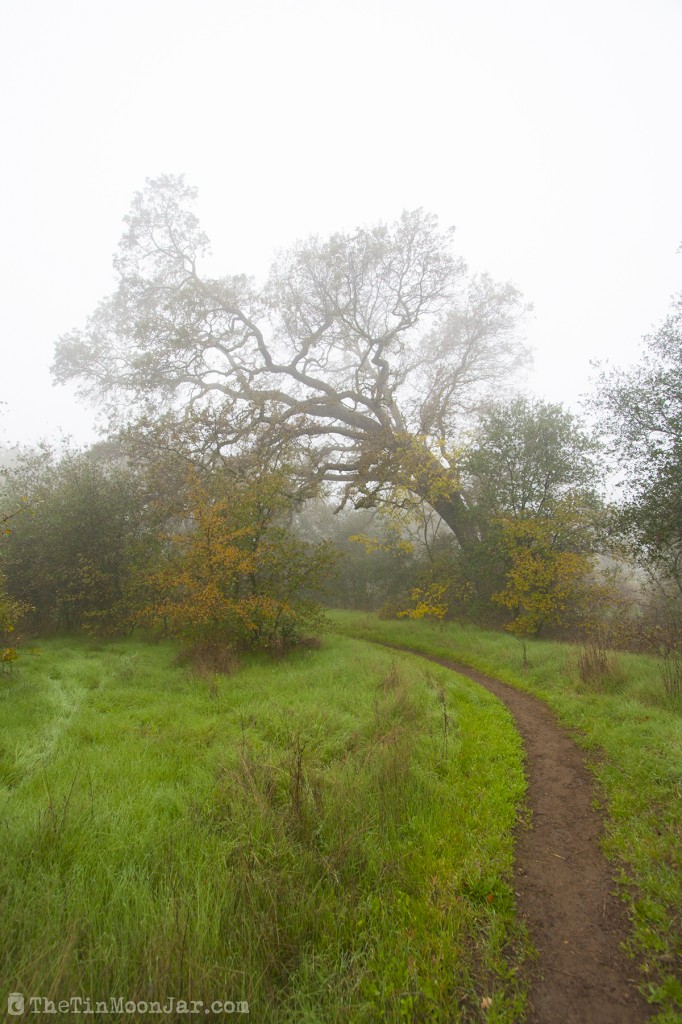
(577, 638, 626, 692)
(659, 651, 682, 704)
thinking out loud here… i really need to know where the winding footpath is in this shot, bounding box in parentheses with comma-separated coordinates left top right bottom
(380, 644, 652, 1024)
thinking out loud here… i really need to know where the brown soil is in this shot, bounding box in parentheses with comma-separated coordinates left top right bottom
(381, 643, 653, 1024)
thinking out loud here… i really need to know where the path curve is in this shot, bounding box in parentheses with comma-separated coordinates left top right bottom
(379, 643, 652, 1024)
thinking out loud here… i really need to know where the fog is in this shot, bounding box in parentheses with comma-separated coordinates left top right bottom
(1, 0, 680, 446)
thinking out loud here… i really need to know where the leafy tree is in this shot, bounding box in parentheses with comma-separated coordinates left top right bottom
(396, 398, 602, 622)
(137, 469, 335, 653)
(465, 396, 599, 519)
(593, 285, 682, 597)
(490, 494, 624, 671)
(1, 444, 148, 632)
(492, 505, 596, 638)
(463, 396, 602, 610)
(53, 175, 530, 556)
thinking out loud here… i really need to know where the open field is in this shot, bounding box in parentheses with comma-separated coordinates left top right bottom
(332, 611, 682, 1021)
(1, 634, 528, 1023)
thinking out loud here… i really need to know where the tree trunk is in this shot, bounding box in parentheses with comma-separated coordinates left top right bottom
(432, 492, 480, 554)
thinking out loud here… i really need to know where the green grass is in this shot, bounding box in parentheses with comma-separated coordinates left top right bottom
(331, 610, 682, 1022)
(0, 634, 529, 1023)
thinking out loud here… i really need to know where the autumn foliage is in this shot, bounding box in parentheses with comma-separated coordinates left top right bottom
(492, 516, 592, 639)
(491, 499, 618, 642)
(136, 470, 335, 654)
(0, 579, 27, 669)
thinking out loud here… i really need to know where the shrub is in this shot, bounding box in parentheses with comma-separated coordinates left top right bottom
(137, 470, 335, 654)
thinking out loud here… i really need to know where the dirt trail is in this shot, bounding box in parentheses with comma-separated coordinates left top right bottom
(380, 643, 652, 1024)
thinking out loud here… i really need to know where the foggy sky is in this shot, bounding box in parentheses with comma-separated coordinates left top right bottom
(1, 0, 680, 446)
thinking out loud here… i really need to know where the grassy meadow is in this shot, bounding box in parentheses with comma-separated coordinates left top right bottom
(1, 633, 528, 1023)
(332, 611, 682, 1020)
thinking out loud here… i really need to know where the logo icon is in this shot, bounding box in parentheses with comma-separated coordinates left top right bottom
(8, 992, 25, 1015)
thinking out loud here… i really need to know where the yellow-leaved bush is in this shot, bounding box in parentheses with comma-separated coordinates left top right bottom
(492, 501, 614, 640)
(136, 470, 335, 653)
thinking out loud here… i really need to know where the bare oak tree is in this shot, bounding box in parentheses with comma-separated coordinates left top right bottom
(53, 176, 529, 553)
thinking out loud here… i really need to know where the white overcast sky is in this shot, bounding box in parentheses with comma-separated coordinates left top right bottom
(1, 0, 681, 446)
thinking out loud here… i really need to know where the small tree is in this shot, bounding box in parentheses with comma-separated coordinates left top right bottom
(492, 500, 610, 663)
(137, 470, 335, 655)
(494, 516, 590, 625)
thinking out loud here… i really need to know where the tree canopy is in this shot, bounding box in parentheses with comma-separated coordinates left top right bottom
(593, 285, 682, 595)
(1, 443, 148, 632)
(465, 396, 599, 521)
(53, 175, 530, 552)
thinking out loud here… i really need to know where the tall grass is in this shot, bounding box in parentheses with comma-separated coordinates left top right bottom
(0, 635, 528, 1022)
(332, 611, 682, 1021)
